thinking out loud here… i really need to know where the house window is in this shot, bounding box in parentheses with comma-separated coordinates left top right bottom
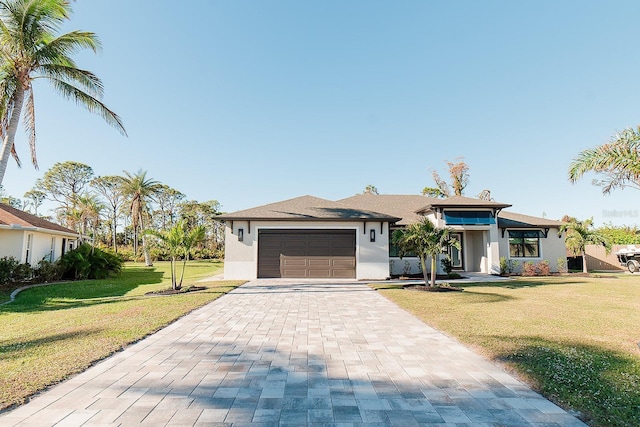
(444, 211, 495, 225)
(25, 234, 33, 264)
(508, 231, 540, 258)
(50, 237, 56, 262)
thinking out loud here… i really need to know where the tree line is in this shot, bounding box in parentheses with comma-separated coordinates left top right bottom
(1, 161, 224, 264)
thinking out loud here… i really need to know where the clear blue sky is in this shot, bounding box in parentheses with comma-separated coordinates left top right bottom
(3, 0, 640, 226)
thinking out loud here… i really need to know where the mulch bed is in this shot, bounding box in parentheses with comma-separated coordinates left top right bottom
(403, 284, 464, 292)
(145, 285, 207, 296)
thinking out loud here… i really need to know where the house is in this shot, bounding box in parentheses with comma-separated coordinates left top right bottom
(217, 194, 565, 280)
(0, 203, 79, 265)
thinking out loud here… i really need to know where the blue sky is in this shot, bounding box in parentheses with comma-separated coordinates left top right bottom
(3, 0, 640, 226)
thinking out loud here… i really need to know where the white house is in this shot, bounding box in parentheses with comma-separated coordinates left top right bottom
(217, 194, 566, 280)
(0, 203, 79, 265)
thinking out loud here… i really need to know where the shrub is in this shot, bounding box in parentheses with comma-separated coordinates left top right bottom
(499, 256, 508, 275)
(59, 244, 122, 280)
(441, 257, 453, 275)
(536, 260, 551, 276)
(557, 257, 567, 274)
(0, 256, 20, 284)
(522, 261, 537, 276)
(33, 258, 64, 282)
(0, 256, 33, 284)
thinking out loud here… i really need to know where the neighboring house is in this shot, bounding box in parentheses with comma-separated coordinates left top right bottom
(0, 203, 79, 265)
(217, 194, 565, 280)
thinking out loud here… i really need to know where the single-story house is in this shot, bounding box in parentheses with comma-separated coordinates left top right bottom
(0, 203, 79, 265)
(217, 194, 565, 280)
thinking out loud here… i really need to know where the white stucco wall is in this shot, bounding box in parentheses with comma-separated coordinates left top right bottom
(0, 229, 76, 265)
(0, 230, 24, 260)
(223, 220, 391, 280)
(498, 228, 566, 273)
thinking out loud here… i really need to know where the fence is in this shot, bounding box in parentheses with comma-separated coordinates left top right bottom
(567, 244, 627, 271)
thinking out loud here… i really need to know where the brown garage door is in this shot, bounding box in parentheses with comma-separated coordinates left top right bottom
(258, 229, 356, 278)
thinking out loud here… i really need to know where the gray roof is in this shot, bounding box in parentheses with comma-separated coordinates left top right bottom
(338, 194, 436, 225)
(218, 194, 560, 229)
(217, 195, 401, 222)
(497, 211, 564, 228)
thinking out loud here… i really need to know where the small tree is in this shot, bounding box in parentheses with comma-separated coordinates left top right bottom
(560, 216, 611, 274)
(392, 218, 460, 286)
(147, 220, 206, 290)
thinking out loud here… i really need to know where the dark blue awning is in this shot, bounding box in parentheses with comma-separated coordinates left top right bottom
(444, 211, 495, 225)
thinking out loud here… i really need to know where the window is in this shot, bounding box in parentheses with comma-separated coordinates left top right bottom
(508, 231, 540, 258)
(25, 234, 33, 264)
(444, 211, 495, 225)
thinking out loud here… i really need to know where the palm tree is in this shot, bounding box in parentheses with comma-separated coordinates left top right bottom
(120, 170, 159, 266)
(146, 219, 206, 290)
(392, 217, 460, 286)
(560, 217, 611, 274)
(0, 0, 126, 186)
(569, 126, 640, 194)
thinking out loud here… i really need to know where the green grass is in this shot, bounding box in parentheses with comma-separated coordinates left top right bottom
(371, 274, 640, 427)
(0, 260, 243, 411)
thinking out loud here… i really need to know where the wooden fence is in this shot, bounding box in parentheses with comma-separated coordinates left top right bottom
(567, 244, 628, 271)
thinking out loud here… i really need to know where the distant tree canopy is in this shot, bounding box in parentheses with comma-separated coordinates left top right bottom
(597, 223, 640, 245)
(422, 159, 470, 198)
(12, 161, 225, 262)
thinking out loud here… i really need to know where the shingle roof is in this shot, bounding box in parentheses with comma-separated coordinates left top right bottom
(337, 194, 436, 225)
(497, 211, 564, 228)
(217, 195, 401, 222)
(219, 194, 561, 229)
(0, 203, 77, 234)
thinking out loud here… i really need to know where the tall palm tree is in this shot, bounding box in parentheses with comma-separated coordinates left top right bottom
(0, 0, 126, 186)
(120, 170, 160, 266)
(392, 217, 460, 286)
(560, 217, 611, 274)
(569, 126, 640, 194)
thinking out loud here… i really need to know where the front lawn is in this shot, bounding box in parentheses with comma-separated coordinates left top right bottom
(372, 274, 640, 427)
(0, 260, 243, 411)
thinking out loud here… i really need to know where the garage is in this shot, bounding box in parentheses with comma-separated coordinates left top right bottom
(258, 229, 356, 278)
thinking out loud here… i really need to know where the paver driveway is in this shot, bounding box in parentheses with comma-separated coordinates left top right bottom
(1, 280, 586, 426)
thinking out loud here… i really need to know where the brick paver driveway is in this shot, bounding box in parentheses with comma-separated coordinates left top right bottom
(1, 280, 586, 426)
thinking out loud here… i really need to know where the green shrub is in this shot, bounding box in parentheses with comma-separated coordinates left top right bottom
(59, 244, 122, 280)
(557, 257, 567, 274)
(440, 257, 453, 275)
(0, 256, 33, 284)
(33, 258, 64, 282)
(0, 256, 20, 284)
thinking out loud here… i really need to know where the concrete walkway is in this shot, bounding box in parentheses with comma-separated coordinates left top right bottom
(0, 280, 586, 426)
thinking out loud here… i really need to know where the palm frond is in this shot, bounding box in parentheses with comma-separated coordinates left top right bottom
(38, 63, 104, 96)
(22, 86, 37, 168)
(47, 77, 126, 136)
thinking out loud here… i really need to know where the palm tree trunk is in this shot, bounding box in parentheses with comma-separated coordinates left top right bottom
(0, 88, 25, 186)
(142, 234, 152, 266)
(430, 255, 437, 287)
(171, 256, 177, 290)
(112, 206, 118, 253)
(420, 256, 428, 286)
(582, 251, 588, 274)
